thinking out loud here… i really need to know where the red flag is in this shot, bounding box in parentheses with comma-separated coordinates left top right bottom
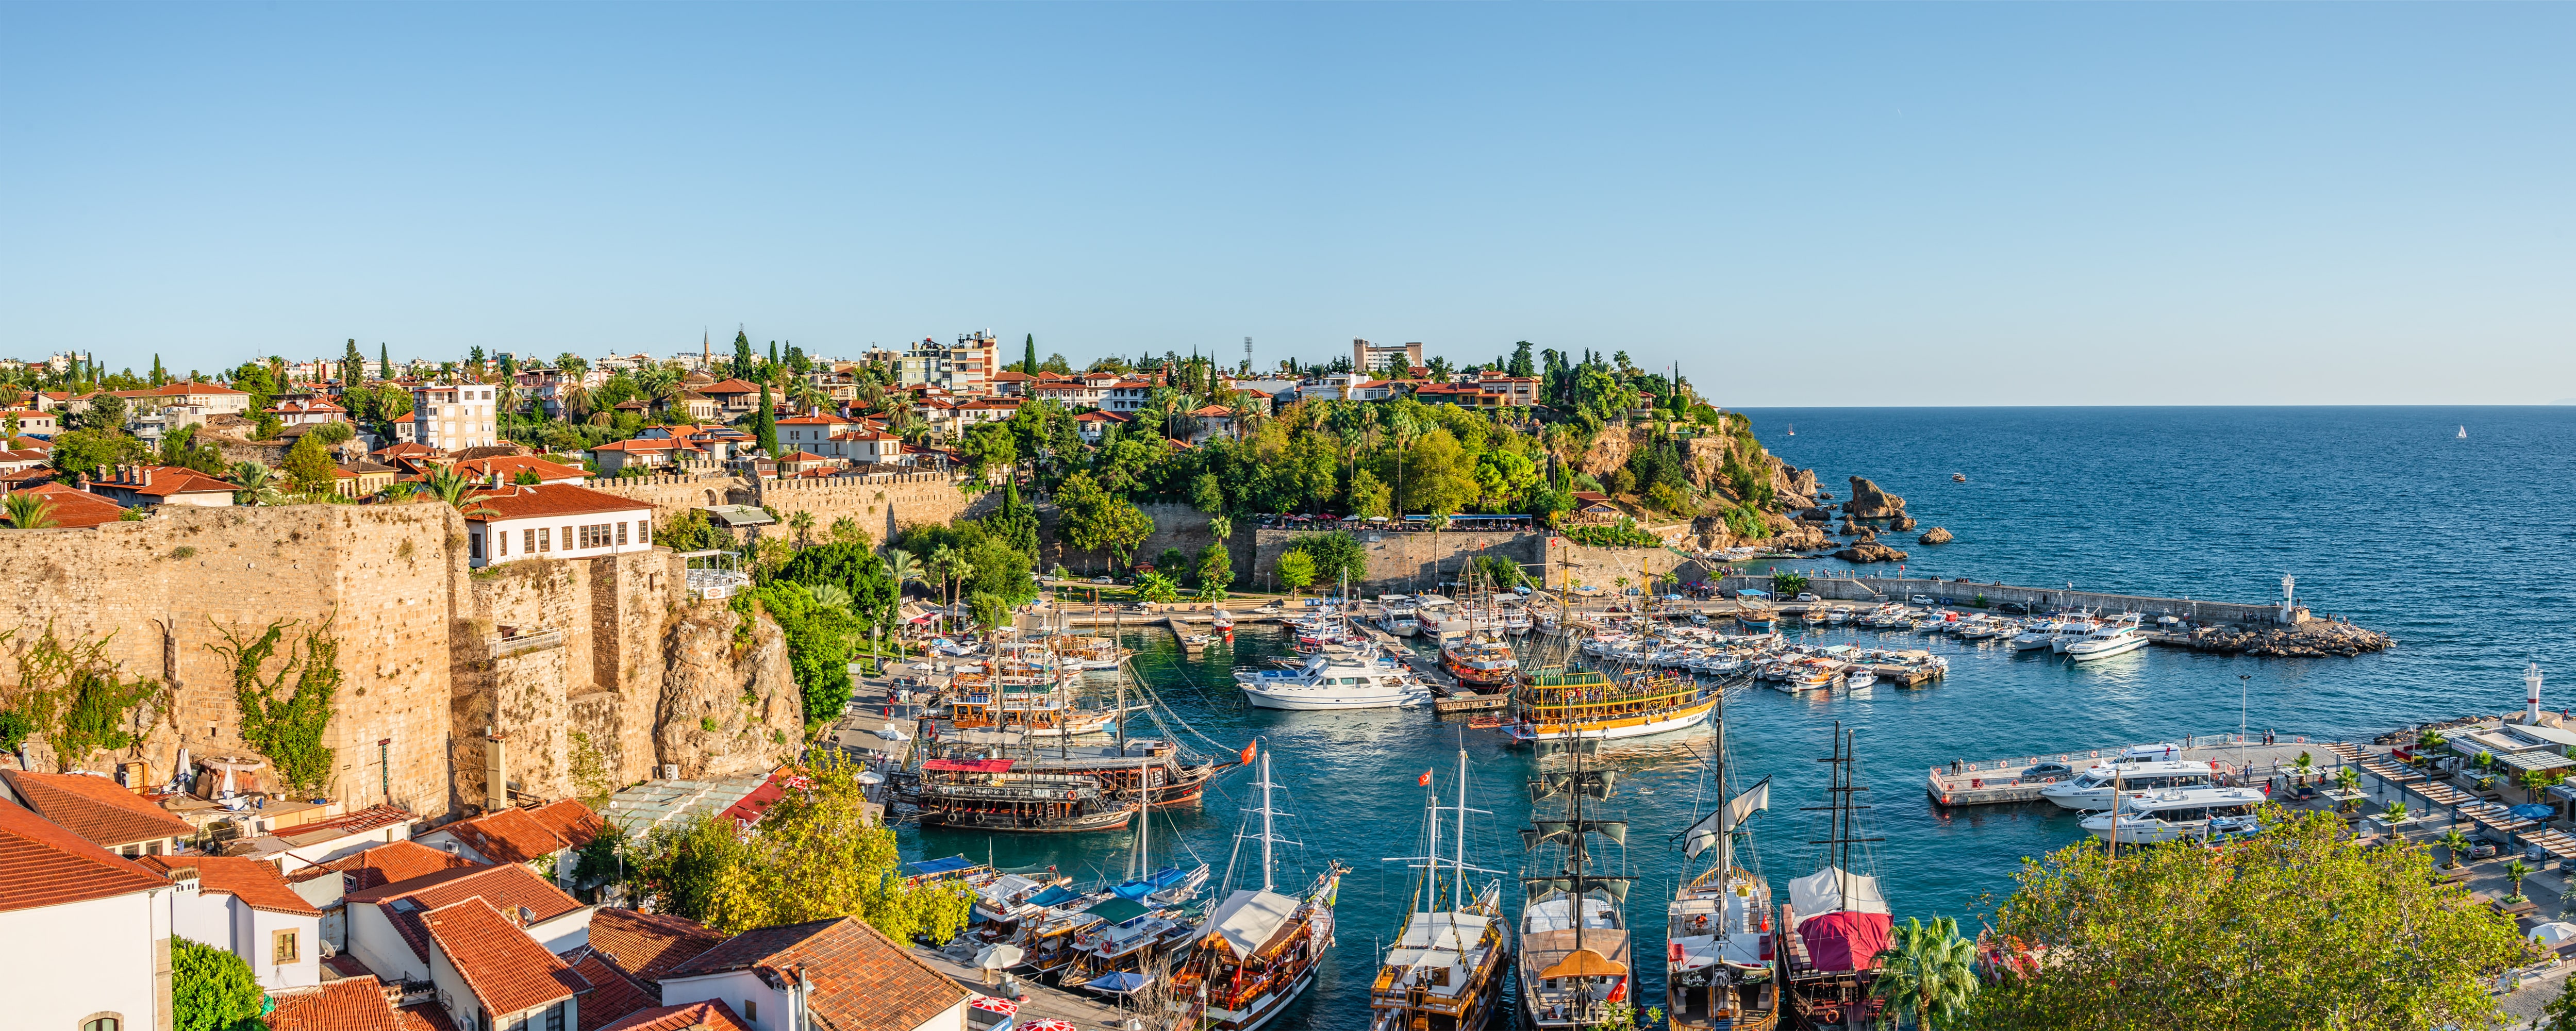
(1419, 770, 1434, 787)
(1240, 741, 1257, 766)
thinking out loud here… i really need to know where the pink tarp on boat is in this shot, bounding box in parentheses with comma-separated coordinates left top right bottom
(1797, 910, 1893, 973)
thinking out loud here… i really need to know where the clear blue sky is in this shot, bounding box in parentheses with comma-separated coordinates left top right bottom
(4, 4, 2569, 405)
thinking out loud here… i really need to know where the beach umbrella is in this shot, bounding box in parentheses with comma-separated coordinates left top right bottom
(1083, 972, 1153, 994)
(975, 944, 1025, 970)
(2533, 923, 2576, 950)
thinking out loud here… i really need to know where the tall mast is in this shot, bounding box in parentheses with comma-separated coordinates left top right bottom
(1571, 735, 1586, 958)
(1453, 741, 1469, 911)
(1260, 747, 1275, 892)
(1424, 764, 1442, 913)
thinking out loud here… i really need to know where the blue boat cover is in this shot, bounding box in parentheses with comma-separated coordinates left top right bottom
(1108, 866, 1190, 901)
(1024, 885, 1084, 908)
(906, 855, 978, 877)
(1084, 972, 1153, 994)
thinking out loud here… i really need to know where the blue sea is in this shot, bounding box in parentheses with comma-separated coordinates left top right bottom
(904, 407, 2576, 1030)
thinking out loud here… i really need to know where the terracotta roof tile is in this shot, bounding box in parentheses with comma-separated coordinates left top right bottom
(592, 1001, 753, 1031)
(438, 806, 573, 864)
(397, 1002, 461, 1031)
(137, 855, 320, 916)
(667, 917, 967, 1031)
(289, 839, 481, 889)
(568, 951, 658, 1030)
(586, 908, 727, 984)
(9, 484, 131, 528)
(1, 770, 193, 847)
(89, 465, 237, 498)
(420, 897, 585, 1015)
(527, 801, 604, 853)
(266, 975, 411, 1031)
(459, 484, 652, 523)
(699, 379, 759, 395)
(348, 863, 584, 962)
(0, 799, 169, 913)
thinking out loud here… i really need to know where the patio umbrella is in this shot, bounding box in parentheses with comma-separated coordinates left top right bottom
(975, 944, 1025, 970)
(2533, 922, 2576, 950)
(1083, 972, 1153, 994)
(1020, 1022, 1077, 1031)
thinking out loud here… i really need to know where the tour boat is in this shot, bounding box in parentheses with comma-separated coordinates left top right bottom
(2078, 786, 2266, 844)
(1236, 648, 1433, 710)
(2046, 616, 2104, 653)
(1377, 596, 1421, 637)
(1168, 746, 1348, 1031)
(906, 759, 1137, 834)
(1415, 596, 1466, 637)
(1734, 607, 1776, 631)
(2036, 759, 2218, 811)
(1442, 632, 1522, 688)
(1840, 669, 1875, 691)
(946, 672, 1127, 738)
(2064, 616, 2149, 662)
(1011, 736, 1238, 809)
(1518, 738, 1633, 1030)
(1507, 669, 1715, 743)
(1369, 743, 1512, 1031)
(1668, 718, 1778, 1031)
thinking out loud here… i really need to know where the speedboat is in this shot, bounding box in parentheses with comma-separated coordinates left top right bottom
(2065, 616, 2148, 662)
(1236, 649, 1433, 710)
(1842, 669, 1875, 690)
(2079, 787, 2266, 844)
(2037, 760, 2218, 811)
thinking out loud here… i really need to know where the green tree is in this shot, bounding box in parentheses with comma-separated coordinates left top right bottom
(961, 421, 1017, 478)
(280, 433, 338, 496)
(1345, 466, 1392, 519)
(1196, 542, 1233, 592)
(1275, 551, 1316, 596)
(173, 935, 267, 1031)
(1054, 471, 1154, 568)
(1023, 333, 1038, 374)
(775, 542, 902, 647)
(1396, 429, 1478, 517)
(969, 591, 1011, 633)
(2439, 828, 2472, 870)
(1972, 804, 2527, 1029)
(229, 462, 285, 507)
(49, 427, 146, 479)
(753, 383, 778, 456)
(1771, 571, 1809, 597)
(1873, 916, 1978, 1029)
(158, 425, 227, 475)
(787, 509, 816, 548)
(3, 492, 56, 529)
(2506, 857, 2534, 902)
(1508, 340, 1535, 378)
(752, 581, 854, 728)
(1134, 571, 1181, 604)
(2544, 976, 2576, 1031)
(1286, 530, 1367, 587)
(379, 342, 391, 379)
(69, 392, 127, 433)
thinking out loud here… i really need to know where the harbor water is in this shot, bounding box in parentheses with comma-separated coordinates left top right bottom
(904, 406, 2576, 1030)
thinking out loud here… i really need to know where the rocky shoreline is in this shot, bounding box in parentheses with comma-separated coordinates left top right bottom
(2186, 620, 2395, 657)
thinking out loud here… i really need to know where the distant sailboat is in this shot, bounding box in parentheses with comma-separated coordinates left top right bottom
(1785, 424, 1794, 436)
(2458, 425, 2468, 439)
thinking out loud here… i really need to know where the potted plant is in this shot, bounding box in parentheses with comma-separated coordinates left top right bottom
(2292, 751, 2315, 787)
(2506, 858, 2535, 905)
(2335, 767, 2364, 812)
(2441, 829, 2472, 870)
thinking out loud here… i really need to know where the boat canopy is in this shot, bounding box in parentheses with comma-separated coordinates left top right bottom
(1109, 865, 1196, 901)
(1797, 910, 1892, 973)
(1083, 972, 1154, 994)
(924, 758, 1017, 773)
(1788, 867, 1889, 926)
(1082, 897, 1152, 926)
(1024, 885, 1085, 908)
(1208, 888, 1302, 956)
(905, 855, 978, 878)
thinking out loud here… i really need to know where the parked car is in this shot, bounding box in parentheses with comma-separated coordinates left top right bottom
(2469, 840, 2502, 861)
(1795, 593, 1819, 603)
(1091, 576, 1113, 585)
(1997, 602, 2031, 615)
(1909, 595, 1935, 606)
(2019, 761, 2076, 781)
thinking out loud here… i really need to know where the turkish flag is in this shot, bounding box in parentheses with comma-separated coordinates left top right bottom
(1240, 741, 1257, 766)
(1419, 770, 1434, 786)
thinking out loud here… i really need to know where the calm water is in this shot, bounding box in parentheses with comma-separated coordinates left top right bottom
(905, 407, 2576, 1030)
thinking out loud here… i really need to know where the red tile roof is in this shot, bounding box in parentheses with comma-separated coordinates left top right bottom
(348, 863, 584, 962)
(777, 451, 829, 463)
(460, 484, 653, 523)
(8, 484, 130, 528)
(775, 415, 848, 426)
(666, 917, 968, 1031)
(698, 379, 759, 395)
(437, 804, 580, 864)
(266, 975, 413, 1031)
(287, 839, 479, 889)
(89, 465, 238, 498)
(592, 1001, 753, 1031)
(129, 380, 250, 397)
(419, 896, 586, 1015)
(450, 456, 589, 483)
(137, 854, 320, 916)
(586, 908, 727, 984)
(0, 797, 169, 913)
(0, 770, 194, 847)
(527, 800, 604, 853)
(568, 951, 658, 1030)
(398, 1002, 462, 1031)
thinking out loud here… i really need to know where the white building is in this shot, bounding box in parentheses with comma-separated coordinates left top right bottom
(413, 799, 600, 890)
(896, 332, 1001, 396)
(343, 862, 593, 987)
(661, 916, 970, 1031)
(139, 855, 324, 990)
(410, 382, 500, 451)
(0, 801, 175, 1031)
(420, 896, 583, 1031)
(462, 484, 657, 568)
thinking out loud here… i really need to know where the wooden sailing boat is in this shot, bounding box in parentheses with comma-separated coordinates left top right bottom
(1667, 708, 1779, 1030)
(1517, 738, 1633, 1030)
(1169, 743, 1349, 1030)
(1506, 574, 1717, 744)
(1777, 722, 1891, 1028)
(1370, 740, 1511, 1031)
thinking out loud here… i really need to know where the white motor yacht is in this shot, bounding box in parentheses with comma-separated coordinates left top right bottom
(2048, 616, 2104, 653)
(2079, 786, 2266, 844)
(1236, 649, 1434, 710)
(2038, 760, 2219, 811)
(2065, 616, 2149, 662)
(1377, 595, 1421, 637)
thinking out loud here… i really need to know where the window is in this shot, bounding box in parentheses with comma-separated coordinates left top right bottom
(524, 528, 537, 553)
(579, 524, 611, 549)
(744, 999, 756, 1022)
(273, 929, 298, 963)
(498, 531, 508, 556)
(560, 526, 572, 550)
(545, 1003, 566, 1031)
(616, 522, 628, 546)
(639, 518, 650, 541)
(82, 1019, 120, 1031)
(470, 533, 483, 559)
(539, 527, 551, 552)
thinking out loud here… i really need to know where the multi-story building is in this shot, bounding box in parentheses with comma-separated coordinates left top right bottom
(896, 332, 1001, 395)
(1352, 339, 1423, 375)
(409, 382, 500, 451)
(461, 484, 657, 568)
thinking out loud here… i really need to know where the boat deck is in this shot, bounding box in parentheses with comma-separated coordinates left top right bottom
(1926, 735, 2329, 807)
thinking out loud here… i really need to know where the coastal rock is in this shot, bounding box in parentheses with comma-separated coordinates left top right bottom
(655, 598, 804, 780)
(1918, 527, 1954, 545)
(1890, 515, 1918, 531)
(1833, 542, 1908, 564)
(1797, 507, 1835, 523)
(1789, 467, 1818, 497)
(1843, 477, 1907, 519)
(2186, 621, 2393, 657)
(1770, 521, 1833, 551)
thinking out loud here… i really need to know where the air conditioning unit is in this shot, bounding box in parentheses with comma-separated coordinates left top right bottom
(663, 764, 680, 780)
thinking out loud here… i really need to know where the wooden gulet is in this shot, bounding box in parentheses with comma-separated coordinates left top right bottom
(1518, 737, 1634, 1030)
(1170, 744, 1349, 1031)
(1371, 740, 1513, 1031)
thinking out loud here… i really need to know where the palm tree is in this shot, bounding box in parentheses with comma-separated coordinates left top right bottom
(1872, 916, 1979, 1029)
(808, 583, 854, 611)
(3, 492, 57, 529)
(2507, 857, 2534, 902)
(2335, 766, 2364, 811)
(1206, 513, 1233, 545)
(558, 381, 592, 423)
(787, 510, 815, 548)
(230, 462, 286, 507)
(421, 467, 498, 519)
(2293, 751, 2315, 786)
(2440, 829, 2472, 869)
(887, 548, 923, 594)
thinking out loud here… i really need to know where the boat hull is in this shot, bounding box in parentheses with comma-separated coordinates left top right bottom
(2066, 636, 2149, 662)
(915, 808, 1135, 834)
(1241, 685, 1434, 710)
(1506, 696, 1716, 742)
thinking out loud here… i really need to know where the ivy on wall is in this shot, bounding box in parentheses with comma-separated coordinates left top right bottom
(0, 624, 174, 770)
(205, 617, 342, 793)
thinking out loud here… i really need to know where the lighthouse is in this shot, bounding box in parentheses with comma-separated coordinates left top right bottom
(2528, 663, 2546, 724)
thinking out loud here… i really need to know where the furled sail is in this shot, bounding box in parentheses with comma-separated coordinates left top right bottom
(1520, 819, 1628, 850)
(1680, 777, 1770, 859)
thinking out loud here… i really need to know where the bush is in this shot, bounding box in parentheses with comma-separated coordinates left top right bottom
(1644, 481, 1691, 514)
(173, 936, 266, 1031)
(1563, 517, 1660, 548)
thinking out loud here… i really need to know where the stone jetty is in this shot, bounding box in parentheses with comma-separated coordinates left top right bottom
(2185, 621, 2394, 656)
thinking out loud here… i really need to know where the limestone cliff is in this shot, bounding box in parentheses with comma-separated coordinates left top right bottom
(653, 600, 802, 780)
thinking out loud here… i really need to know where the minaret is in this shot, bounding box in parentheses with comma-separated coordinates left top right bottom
(703, 329, 710, 367)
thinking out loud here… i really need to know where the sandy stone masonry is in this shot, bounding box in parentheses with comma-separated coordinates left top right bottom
(0, 503, 800, 822)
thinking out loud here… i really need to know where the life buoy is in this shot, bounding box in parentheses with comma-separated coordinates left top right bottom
(2042, 777, 2056, 784)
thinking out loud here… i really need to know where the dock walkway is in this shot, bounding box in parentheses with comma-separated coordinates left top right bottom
(1927, 734, 2330, 807)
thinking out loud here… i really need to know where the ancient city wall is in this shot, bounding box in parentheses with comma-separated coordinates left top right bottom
(757, 472, 988, 544)
(588, 473, 754, 522)
(0, 504, 464, 817)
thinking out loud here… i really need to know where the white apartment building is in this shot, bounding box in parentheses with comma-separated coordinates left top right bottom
(409, 383, 500, 451)
(463, 484, 657, 568)
(896, 332, 1001, 395)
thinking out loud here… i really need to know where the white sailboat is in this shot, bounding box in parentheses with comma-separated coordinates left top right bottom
(1170, 745, 1348, 1031)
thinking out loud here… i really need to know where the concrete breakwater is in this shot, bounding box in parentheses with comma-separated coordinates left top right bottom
(1714, 573, 2392, 654)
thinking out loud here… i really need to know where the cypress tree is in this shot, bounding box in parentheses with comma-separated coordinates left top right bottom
(1023, 334, 1037, 375)
(379, 343, 391, 380)
(755, 383, 778, 457)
